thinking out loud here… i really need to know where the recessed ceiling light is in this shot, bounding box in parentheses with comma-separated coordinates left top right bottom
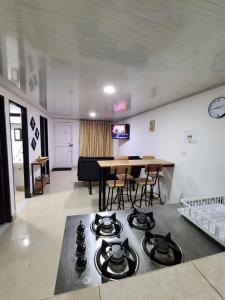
(89, 112, 96, 118)
(103, 84, 116, 95)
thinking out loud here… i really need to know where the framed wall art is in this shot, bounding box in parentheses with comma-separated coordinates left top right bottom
(30, 117, 36, 131)
(35, 128, 39, 140)
(31, 137, 36, 151)
(14, 128, 22, 141)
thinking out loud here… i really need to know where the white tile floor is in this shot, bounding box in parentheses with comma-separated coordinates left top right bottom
(15, 190, 25, 207)
(0, 168, 99, 300)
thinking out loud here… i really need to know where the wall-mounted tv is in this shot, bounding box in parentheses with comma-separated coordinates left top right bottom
(112, 124, 130, 140)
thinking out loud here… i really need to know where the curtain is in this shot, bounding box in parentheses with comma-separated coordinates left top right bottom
(79, 120, 112, 156)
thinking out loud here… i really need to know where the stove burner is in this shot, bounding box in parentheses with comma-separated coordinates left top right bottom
(127, 208, 156, 231)
(102, 218, 113, 230)
(91, 213, 122, 237)
(95, 239, 138, 280)
(142, 232, 183, 266)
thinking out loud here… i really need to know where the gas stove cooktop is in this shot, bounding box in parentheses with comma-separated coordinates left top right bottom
(55, 204, 224, 295)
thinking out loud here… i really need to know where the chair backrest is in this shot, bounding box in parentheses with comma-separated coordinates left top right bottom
(111, 165, 131, 175)
(145, 163, 163, 173)
(115, 156, 129, 160)
(145, 164, 163, 185)
(142, 155, 155, 160)
(110, 165, 131, 187)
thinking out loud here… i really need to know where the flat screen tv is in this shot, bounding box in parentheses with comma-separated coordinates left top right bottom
(112, 124, 130, 140)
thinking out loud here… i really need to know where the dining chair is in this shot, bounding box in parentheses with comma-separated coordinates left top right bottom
(133, 164, 163, 207)
(115, 156, 134, 202)
(142, 155, 163, 201)
(106, 165, 130, 210)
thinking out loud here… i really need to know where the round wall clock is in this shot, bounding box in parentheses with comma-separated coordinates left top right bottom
(208, 97, 225, 118)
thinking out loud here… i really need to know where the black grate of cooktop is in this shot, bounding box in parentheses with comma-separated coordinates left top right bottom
(95, 238, 138, 280)
(91, 212, 122, 237)
(127, 208, 156, 231)
(142, 231, 183, 266)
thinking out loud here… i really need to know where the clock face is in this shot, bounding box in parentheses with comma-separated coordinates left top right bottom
(208, 97, 225, 118)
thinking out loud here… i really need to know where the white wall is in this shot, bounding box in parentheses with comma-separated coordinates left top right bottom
(53, 119, 79, 167)
(0, 86, 53, 215)
(115, 85, 225, 203)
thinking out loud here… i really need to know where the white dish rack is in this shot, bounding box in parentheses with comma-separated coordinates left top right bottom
(178, 196, 225, 247)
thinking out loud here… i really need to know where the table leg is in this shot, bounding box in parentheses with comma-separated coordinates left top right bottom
(99, 166, 102, 211)
(102, 168, 106, 211)
(99, 167, 107, 212)
(41, 164, 44, 195)
(31, 164, 35, 195)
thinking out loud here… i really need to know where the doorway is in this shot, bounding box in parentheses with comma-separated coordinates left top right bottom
(9, 101, 30, 211)
(53, 122, 73, 170)
(0, 96, 12, 224)
(40, 116, 49, 174)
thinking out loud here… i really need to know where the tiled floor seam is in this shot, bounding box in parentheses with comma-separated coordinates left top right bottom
(191, 262, 225, 300)
(98, 286, 102, 300)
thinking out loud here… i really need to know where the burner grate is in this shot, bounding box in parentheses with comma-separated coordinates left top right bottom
(95, 238, 139, 280)
(128, 208, 156, 231)
(142, 231, 183, 266)
(91, 213, 122, 237)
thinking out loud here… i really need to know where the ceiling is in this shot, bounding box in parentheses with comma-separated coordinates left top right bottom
(1, 0, 225, 120)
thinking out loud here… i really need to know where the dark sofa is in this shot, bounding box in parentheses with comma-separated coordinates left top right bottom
(77, 156, 141, 195)
(77, 156, 114, 194)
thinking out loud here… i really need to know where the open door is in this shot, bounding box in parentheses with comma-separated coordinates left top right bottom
(40, 116, 49, 174)
(0, 96, 12, 224)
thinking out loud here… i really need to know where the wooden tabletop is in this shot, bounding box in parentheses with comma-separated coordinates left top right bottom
(32, 157, 49, 166)
(97, 159, 175, 168)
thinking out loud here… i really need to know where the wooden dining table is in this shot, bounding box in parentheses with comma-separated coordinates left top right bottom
(97, 159, 175, 211)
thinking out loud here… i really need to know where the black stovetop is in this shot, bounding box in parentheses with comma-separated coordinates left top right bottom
(54, 204, 224, 295)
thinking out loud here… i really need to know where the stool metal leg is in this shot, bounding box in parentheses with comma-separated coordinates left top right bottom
(106, 187, 111, 210)
(140, 185, 145, 208)
(121, 188, 125, 210)
(144, 185, 147, 207)
(126, 182, 130, 202)
(158, 178, 163, 204)
(118, 188, 121, 210)
(129, 181, 132, 205)
(134, 184, 139, 207)
(149, 185, 154, 206)
(110, 187, 114, 211)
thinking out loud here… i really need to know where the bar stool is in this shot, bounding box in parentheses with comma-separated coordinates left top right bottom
(106, 166, 130, 210)
(142, 155, 164, 202)
(115, 156, 134, 202)
(133, 164, 163, 207)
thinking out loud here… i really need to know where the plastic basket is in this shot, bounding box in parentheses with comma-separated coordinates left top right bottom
(178, 196, 225, 247)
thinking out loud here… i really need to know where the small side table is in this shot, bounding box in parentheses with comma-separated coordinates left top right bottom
(31, 157, 50, 195)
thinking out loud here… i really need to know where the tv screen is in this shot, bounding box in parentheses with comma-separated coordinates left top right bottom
(112, 124, 130, 140)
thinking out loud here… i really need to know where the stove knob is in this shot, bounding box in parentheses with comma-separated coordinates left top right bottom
(76, 255, 87, 271)
(76, 243, 86, 255)
(76, 232, 85, 244)
(77, 221, 85, 233)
